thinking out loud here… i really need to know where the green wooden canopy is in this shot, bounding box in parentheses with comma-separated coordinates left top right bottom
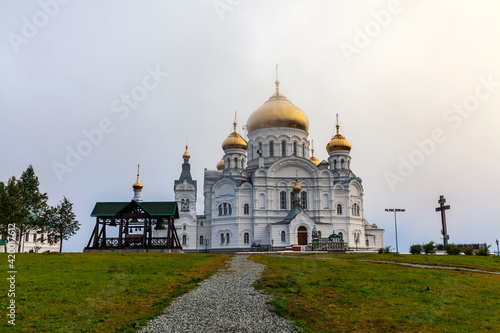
(90, 201, 179, 218)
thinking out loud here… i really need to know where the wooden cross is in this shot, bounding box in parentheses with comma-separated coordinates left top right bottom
(435, 195, 450, 245)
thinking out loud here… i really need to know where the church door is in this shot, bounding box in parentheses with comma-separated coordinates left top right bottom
(297, 226, 307, 245)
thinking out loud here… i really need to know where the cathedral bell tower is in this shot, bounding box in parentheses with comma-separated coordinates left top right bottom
(174, 145, 197, 214)
(326, 114, 352, 178)
(221, 119, 248, 180)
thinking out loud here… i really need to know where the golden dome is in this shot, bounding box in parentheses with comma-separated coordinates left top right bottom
(326, 116, 351, 153)
(309, 140, 320, 166)
(222, 121, 248, 150)
(216, 158, 225, 170)
(182, 145, 191, 160)
(309, 150, 320, 166)
(293, 169, 301, 192)
(246, 80, 309, 133)
(132, 164, 143, 190)
(293, 181, 301, 192)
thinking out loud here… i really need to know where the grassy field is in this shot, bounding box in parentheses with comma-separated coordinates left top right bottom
(0, 252, 229, 332)
(252, 254, 500, 332)
(304, 253, 500, 272)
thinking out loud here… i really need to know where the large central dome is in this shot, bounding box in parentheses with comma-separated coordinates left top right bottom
(246, 80, 309, 133)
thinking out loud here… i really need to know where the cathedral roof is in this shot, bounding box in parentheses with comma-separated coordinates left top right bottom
(326, 116, 352, 153)
(222, 121, 248, 150)
(246, 79, 309, 133)
(216, 157, 225, 170)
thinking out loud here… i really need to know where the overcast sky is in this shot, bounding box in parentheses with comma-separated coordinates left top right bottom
(2, 0, 500, 253)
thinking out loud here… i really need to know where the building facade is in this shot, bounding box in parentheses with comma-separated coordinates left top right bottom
(174, 79, 384, 252)
(1, 231, 60, 253)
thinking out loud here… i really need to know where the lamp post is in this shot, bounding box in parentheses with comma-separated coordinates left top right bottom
(385, 209, 405, 253)
(496, 239, 499, 256)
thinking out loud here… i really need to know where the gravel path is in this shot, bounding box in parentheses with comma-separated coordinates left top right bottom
(138, 255, 296, 333)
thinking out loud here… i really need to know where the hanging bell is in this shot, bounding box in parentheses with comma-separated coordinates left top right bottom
(129, 228, 133, 233)
(155, 218, 166, 230)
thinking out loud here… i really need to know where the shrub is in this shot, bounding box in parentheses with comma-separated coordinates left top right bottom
(378, 246, 391, 254)
(444, 244, 461, 255)
(475, 245, 491, 256)
(410, 244, 422, 255)
(463, 247, 474, 256)
(423, 241, 436, 254)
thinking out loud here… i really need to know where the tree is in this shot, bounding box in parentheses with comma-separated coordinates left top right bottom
(423, 241, 436, 254)
(410, 244, 422, 254)
(46, 197, 80, 252)
(0, 166, 49, 252)
(444, 244, 461, 255)
(17, 166, 49, 252)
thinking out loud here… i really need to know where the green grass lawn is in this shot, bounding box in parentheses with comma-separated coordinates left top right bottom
(302, 253, 500, 272)
(252, 254, 500, 332)
(0, 252, 229, 332)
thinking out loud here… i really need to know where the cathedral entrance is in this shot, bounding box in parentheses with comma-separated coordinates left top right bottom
(297, 226, 308, 245)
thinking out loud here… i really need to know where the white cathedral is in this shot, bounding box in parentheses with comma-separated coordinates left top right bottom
(161, 78, 384, 252)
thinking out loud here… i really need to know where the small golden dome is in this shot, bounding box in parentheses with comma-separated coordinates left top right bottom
(216, 158, 225, 170)
(222, 121, 248, 150)
(132, 164, 143, 190)
(326, 116, 351, 153)
(293, 169, 301, 192)
(309, 141, 320, 166)
(182, 145, 191, 160)
(246, 80, 309, 133)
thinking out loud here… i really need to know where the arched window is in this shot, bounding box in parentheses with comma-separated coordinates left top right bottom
(220, 233, 225, 244)
(226, 233, 230, 244)
(251, 145, 254, 159)
(226, 158, 230, 168)
(181, 199, 189, 212)
(293, 142, 297, 156)
(337, 204, 342, 215)
(244, 232, 249, 244)
(290, 192, 295, 206)
(258, 142, 262, 156)
(234, 157, 238, 168)
(200, 235, 204, 245)
(182, 234, 187, 245)
(280, 191, 287, 210)
(301, 192, 307, 209)
(241, 159, 245, 168)
(243, 204, 249, 215)
(338, 232, 343, 241)
(302, 143, 305, 157)
(281, 230, 286, 242)
(352, 203, 360, 216)
(366, 239, 369, 247)
(341, 159, 345, 169)
(259, 193, 265, 209)
(269, 141, 274, 157)
(200, 221, 203, 227)
(183, 224, 186, 231)
(334, 160, 337, 170)
(281, 141, 286, 156)
(219, 203, 232, 216)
